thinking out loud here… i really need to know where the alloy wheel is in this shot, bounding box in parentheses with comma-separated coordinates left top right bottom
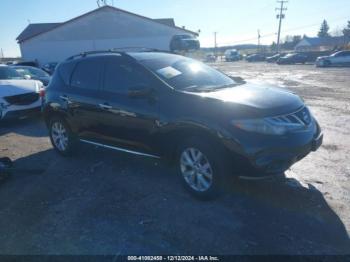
(180, 148, 213, 192)
(51, 122, 68, 152)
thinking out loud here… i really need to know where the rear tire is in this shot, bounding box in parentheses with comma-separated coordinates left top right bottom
(49, 117, 75, 156)
(177, 137, 228, 200)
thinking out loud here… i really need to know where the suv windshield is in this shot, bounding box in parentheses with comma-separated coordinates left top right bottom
(133, 53, 237, 92)
(0, 66, 23, 80)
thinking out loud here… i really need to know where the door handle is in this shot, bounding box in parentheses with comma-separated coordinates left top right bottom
(99, 103, 112, 110)
(60, 95, 72, 104)
(60, 95, 69, 102)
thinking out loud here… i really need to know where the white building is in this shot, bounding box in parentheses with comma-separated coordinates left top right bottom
(16, 5, 198, 66)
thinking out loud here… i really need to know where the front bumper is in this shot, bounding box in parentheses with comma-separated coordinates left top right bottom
(225, 119, 323, 176)
(251, 131, 323, 174)
(0, 106, 41, 121)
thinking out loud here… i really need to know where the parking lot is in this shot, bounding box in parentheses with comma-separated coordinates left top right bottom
(0, 61, 349, 255)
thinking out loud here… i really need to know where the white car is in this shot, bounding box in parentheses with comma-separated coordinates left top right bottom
(0, 65, 44, 121)
(316, 51, 350, 67)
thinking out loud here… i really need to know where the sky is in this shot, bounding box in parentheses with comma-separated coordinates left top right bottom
(0, 0, 349, 57)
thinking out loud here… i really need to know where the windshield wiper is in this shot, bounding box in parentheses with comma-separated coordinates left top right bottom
(183, 84, 230, 92)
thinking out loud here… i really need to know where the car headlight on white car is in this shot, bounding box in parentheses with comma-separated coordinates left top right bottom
(232, 117, 305, 135)
(35, 80, 44, 93)
(0, 100, 9, 119)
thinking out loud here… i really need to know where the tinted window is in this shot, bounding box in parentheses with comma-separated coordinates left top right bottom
(103, 58, 151, 93)
(71, 58, 103, 90)
(59, 61, 77, 86)
(333, 52, 350, 57)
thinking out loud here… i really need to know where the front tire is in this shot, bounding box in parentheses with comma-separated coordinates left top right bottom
(177, 138, 226, 200)
(49, 117, 75, 156)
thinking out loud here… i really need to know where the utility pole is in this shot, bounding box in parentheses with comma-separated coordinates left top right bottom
(214, 32, 218, 57)
(257, 29, 261, 53)
(276, 0, 288, 53)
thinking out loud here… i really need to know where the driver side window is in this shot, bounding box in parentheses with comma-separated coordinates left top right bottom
(103, 58, 152, 94)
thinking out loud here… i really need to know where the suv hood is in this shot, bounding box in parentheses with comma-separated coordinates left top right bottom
(190, 83, 304, 116)
(0, 80, 40, 97)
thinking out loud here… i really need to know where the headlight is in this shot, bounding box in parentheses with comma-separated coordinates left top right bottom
(0, 102, 8, 110)
(35, 80, 44, 93)
(232, 117, 305, 135)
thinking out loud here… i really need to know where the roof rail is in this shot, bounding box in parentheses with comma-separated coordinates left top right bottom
(66, 50, 126, 61)
(110, 47, 173, 53)
(66, 48, 173, 61)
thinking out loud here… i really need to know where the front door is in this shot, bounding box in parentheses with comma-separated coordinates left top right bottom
(96, 56, 160, 155)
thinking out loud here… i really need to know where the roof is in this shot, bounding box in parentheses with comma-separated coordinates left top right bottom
(17, 6, 198, 43)
(153, 18, 175, 27)
(300, 36, 348, 47)
(17, 23, 61, 42)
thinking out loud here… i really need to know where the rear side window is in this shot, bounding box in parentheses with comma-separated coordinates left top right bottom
(58, 61, 76, 86)
(71, 58, 104, 90)
(103, 58, 151, 94)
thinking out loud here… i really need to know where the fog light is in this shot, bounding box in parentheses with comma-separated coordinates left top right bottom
(0, 103, 8, 110)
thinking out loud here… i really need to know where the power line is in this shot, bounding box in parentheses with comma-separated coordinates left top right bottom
(276, 0, 288, 52)
(217, 15, 349, 47)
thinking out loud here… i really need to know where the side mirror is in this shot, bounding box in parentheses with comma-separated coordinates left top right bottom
(24, 74, 31, 80)
(128, 85, 153, 99)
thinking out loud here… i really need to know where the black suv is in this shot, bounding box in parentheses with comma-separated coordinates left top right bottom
(43, 51, 323, 199)
(170, 35, 200, 52)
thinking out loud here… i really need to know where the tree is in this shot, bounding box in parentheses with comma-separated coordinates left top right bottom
(318, 20, 330, 38)
(293, 35, 302, 43)
(343, 21, 350, 39)
(270, 41, 277, 52)
(281, 35, 302, 50)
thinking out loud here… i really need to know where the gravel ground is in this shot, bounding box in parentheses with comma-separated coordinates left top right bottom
(0, 62, 349, 255)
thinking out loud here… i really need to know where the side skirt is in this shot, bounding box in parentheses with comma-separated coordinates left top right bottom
(79, 139, 161, 159)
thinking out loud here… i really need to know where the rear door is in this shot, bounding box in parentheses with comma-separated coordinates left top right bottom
(65, 57, 105, 140)
(97, 56, 160, 154)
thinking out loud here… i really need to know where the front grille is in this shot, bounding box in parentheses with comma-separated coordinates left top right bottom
(271, 107, 312, 126)
(4, 92, 39, 106)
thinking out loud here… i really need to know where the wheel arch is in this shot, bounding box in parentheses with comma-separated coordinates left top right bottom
(43, 106, 71, 128)
(159, 121, 236, 160)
